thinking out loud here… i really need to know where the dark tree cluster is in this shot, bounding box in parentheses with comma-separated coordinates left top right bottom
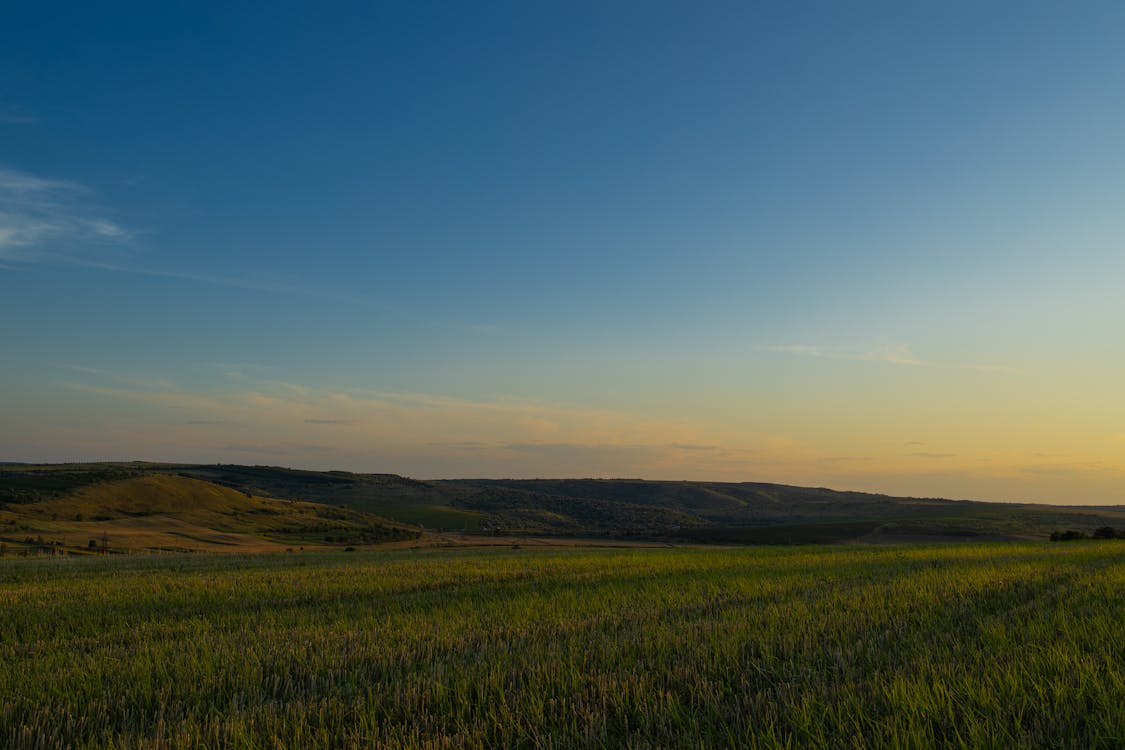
(1050, 526, 1125, 541)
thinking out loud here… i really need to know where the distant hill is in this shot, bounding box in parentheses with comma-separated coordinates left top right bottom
(173, 464, 485, 529)
(441, 478, 1125, 543)
(3, 462, 1124, 552)
(0, 466, 418, 554)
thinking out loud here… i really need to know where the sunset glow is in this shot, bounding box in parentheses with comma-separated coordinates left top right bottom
(3, 2, 1124, 504)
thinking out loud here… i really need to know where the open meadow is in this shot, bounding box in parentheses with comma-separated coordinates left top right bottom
(2, 542, 1124, 748)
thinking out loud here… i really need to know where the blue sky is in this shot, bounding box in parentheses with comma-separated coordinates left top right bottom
(3, 2, 1125, 503)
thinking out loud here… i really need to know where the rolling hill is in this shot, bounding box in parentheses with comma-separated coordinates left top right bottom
(3, 462, 1124, 553)
(0, 467, 419, 554)
(440, 478, 1125, 542)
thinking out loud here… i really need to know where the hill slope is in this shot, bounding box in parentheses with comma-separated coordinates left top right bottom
(4, 463, 1125, 550)
(446, 478, 1125, 542)
(173, 464, 485, 529)
(0, 470, 419, 554)
(156, 465, 1125, 543)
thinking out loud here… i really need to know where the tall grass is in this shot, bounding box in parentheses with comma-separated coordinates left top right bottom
(2, 543, 1123, 748)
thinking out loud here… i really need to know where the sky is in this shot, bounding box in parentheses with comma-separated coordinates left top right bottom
(2, 1, 1124, 504)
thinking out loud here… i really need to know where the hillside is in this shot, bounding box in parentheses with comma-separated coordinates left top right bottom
(173, 464, 485, 529)
(4, 462, 1125, 551)
(443, 478, 1125, 542)
(0, 469, 419, 554)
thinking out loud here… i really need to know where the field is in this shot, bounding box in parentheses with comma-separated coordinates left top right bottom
(3, 543, 1124, 748)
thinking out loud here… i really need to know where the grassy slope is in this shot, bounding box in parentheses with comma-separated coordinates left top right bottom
(0, 473, 418, 554)
(2, 543, 1123, 748)
(173, 464, 485, 529)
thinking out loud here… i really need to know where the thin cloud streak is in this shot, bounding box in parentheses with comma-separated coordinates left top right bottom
(56, 257, 317, 295)
(51, 367, 794, 477)
(0, 167, 130, 259)
(757, 343, 926, 366)
(0, 168, 359, 304)
(50, 366, 1108, 500)
(757, 343, 1019, 373)
(755, 344, 827, 356)
(0, 168, 473, 333)
(866, 345, 927, 367)
(57, 364, 109, 376)
(961, 363, 1024, 374)
(56, 255, 411, 312)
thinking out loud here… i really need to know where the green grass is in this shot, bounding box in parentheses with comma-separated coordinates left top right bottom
(2, 543, 1124, 748)
(320, 498, 485, 530)
(674, 520, 886, 544)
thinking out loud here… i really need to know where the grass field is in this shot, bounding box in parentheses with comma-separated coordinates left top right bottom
(2, 543, 1124, 748)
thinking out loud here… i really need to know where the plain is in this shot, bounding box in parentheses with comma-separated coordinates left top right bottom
(2, 542, 1123, 748)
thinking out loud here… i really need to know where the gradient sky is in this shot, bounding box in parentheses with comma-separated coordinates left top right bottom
(3, 1, 1124, 504)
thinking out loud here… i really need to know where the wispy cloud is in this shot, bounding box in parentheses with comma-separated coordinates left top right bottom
(56, 257, 311, 294)
(757, 343, 927, 366)
(429, 441, 491, 451)
(60, 381, 228, 414)
(50, 366, 885, 481)
(865, 345, 927, 367)
(1017, 460, 1122, 477)
(202, 362, 272, 374)
(0, 167, 131, 261)
(755, 344, 828, 356)
(500, 442, 665, 471)
(757, 343, 1017, 373)
(58, 255, 402, 311)
(0, 170, 457, 327)
(0, 169, 326, 299)
(222, 444, 292, 456)
(57, 363, 109, 376)
(960, 363, 1024, 374)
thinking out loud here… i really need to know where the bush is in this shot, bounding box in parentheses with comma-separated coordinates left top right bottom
(1050, 530, 1088, 541)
